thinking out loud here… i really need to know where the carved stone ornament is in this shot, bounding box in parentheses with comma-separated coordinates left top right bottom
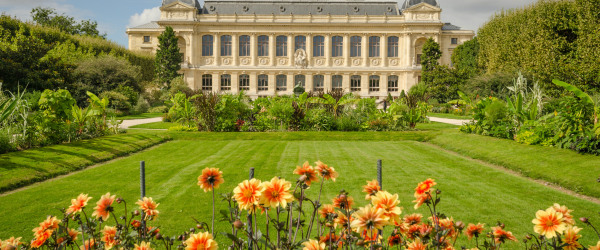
(222, 58, 231, 65)
(334, 59, 344, 66)
(294, 49, 308, 69)
(240, 58, 250, 65)
(259, 58, 269, 65)
(204, 58, 214, 65)
(278, 58, 288, 65)
(352, 58, 361, 66)
(371, 59, 381, 66)
(315, 59, 324, 66)
(416, 13, 430, 20)
(389, 59, 399, 66)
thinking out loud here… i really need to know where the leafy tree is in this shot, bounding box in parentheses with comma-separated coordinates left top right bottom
(155, 26, 182, 87)
(428, 65, 462, 102)
(31, 7, 104, 38)
(451, 37, 480, 79)
(420, 38, 442, 85)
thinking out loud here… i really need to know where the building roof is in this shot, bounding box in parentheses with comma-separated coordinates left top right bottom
(401, 0, 439, 9)
(162, 0, 201, 8)
(200, 0, 401, 15)
(129, 22, 160, 29)
(442, 23, 461, 31)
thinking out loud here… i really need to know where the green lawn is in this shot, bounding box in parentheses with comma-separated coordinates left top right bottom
(117, 113, 164, 120)
(430, 130, 600, 198)
(1, 135, 599, 248)
(428, 112, 472, 120)
(129, 121, 176, 129)
(0, 133, 170, 193)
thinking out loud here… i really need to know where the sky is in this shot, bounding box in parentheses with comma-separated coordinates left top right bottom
(0, 0, 538, 48)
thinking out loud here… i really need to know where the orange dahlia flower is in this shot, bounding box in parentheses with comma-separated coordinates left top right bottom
(66, 194, 92, 215)
(136, 197, 160, 220)
(315, 161, 338, 181)
(319, 233, 342, 249)
(185, 232, 218, 250)
(233, 179, 264, 212)
(404, 214, 423, 225)
(362, 180, 381, 200)
(135, 241, 153, 250)
(302, 239, 325, 250)
(351, 204, 389, 235)
(260, 177, 294, 208)
(371, 191, 402, 224)
(406, 239, 427, 250)
(414, 178, 436, 198)
(80, 239, 95, 250)
(388, 234, 402, 247)
(491, 226, 517, 244)
(101, 226, 118, 249)
(412, 193, 430, 210)
(532, 207, 566, 238)
(319, 204, 335, 219)
(57, 228, 80, 245)
(465, 223, 485, 240)
(131, 220, 142, 228)
(552, 203, 574, 225)
(197, 168, 224, 192)
(563, 226, 582, 250)
(333, 194, 354, 210)
(1, 237, 22, 249)
(33, 216, 60, 238)
(334, 211, 353, 229)
(92, 193, 116, 221)
(590, 241, 600, 250)
(293, 161, 319, 186)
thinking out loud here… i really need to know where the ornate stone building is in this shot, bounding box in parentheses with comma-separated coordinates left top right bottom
(127, 0, 474, 99)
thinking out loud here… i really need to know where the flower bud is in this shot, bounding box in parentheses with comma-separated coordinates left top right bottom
(455, 221, 465, 230)
(357, 240, 365, 247)
(325, 222, 333, 228)
(526, 235, 532, 240)
(178, 235, 186, 241)
(133, 210, 140, 216)
(435, 190, 441, 195)
(298, 175, 307, 182)
(156, 233, 163, 240)
(116, 198, 124, 204)
(196, 224, 202, 229)
(580, 217, 589, 223)
(234, 220, 244, 229)
(190, 228, 195, 233)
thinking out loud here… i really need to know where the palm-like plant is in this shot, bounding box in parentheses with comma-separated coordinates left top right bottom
(86, 91, 109, 124)
(71, 105, 92, 136)
(309, 93, 358, 117)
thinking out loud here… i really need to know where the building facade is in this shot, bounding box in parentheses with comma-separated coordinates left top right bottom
(127, 0, 474, 99)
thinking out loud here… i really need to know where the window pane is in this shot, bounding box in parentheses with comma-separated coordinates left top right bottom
(276, 36, 287, 57)
(276, 75, 287, 91)
(258, 35, 269, 57)
(239, 35, 250, 56)
(258, 75, 269, 91)
(202, 35, 213, 56)
(350, 75, 361, 91)
(387, 36, 398, 57)
(369, 75, 380, 92)
(221, 74, 231, 91)
(332, 36, 343, 57)
(295, 36, 306, 51)
(313, 36, 324, 57)
(239, 74, 250, 91)
(369, 36, 380, 57)
(202, 74, 212, 91)
(221, 35, 232, 56)
(294, 75, 305, 88)
(388, 75, 398, 92)
(451, 38, 458, 44)
(332, 75, 343, 90)
(313, 75, 324, 91)
(350, 36, 362, 57)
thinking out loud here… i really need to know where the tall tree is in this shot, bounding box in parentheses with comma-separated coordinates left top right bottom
(155, 26, 182, 88)
(420, 38, 442, 85)
(451, 37, 480, 79)
(31, 7, 103, 37)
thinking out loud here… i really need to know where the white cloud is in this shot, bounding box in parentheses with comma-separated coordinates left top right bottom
(0, 0, 80, 21)
(128, 6, 160, 28)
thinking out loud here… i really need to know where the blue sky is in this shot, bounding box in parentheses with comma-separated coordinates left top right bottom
(0, 0, 537, 48)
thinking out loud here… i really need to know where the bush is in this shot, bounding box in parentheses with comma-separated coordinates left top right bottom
(100, 91, 132, 115)
(0, 129, 15, 154)
(305, 107, 334, 131)
(148, 105, 168, 113)
(131, 97, 150, 114)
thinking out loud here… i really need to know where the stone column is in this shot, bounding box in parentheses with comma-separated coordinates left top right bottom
(324, 34, 331, 67)
(250, 34, 257, 66)
(361, 74, 369, 96)
(231, 73, 239, 94)
(381, 35, 388, 67)
(215, 34, 221, 66)
(381, 74, 388, 96)
(212, 73, 220, 92)
(287, 73, 294, 93)
(269, 34, 275, 66)
(306, 34, 313, 67)
(249, 72, 258, 96)
(361, 34, 368, 67)
(287, 34, 293, 66)
(405, 34, 412, 66)
(232, 34, 238, 66)
(343, 34, 350, 67)
(342, 74, 350, 93)
(324, 73, 332, 92)
(306, 73, 314, 92)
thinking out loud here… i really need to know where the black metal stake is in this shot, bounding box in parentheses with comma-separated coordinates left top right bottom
(377, 159, 382, 190)
(247, 167, 255, 250)
(140, 161, 146, 232)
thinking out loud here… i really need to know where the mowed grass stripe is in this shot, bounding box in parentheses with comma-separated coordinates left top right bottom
(1, 140, 599, 248)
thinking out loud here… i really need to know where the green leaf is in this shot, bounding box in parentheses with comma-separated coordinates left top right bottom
(552, 79, 594, 106)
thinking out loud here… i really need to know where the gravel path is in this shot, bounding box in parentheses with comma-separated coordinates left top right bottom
(120, 117, 163, 129)
(428, 117, 471, 126)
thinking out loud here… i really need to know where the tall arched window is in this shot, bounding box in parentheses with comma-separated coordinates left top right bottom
(239, 74, 250, 91)
(332, 36, 343, 57)
(178, 37, 186, 61)
(258, 35, 269, 56)
(294, 75, 306, 88)
(276, 75, 287, 91)
(350, 36, 361, 57)
(202, 35, 213, 56)
(276, 36, 287, 57)
(221, 74, 231, 91)
(332, 75, 343, 90)
(350, 75, 361, 91)
(388, 75, 399, 92)
(313, 75, 324, 91)
(202, 74, 213, 91)
(295, 36, 306, 51)
(313, 36, 324, 57)
(258, 74, 269, 91)
(387, 36, 399, 57)
(369, 36, 380, 57)
(239, 35, 250, 56)
(369, 75, 380, 92)
(221, 35, 232, 56)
